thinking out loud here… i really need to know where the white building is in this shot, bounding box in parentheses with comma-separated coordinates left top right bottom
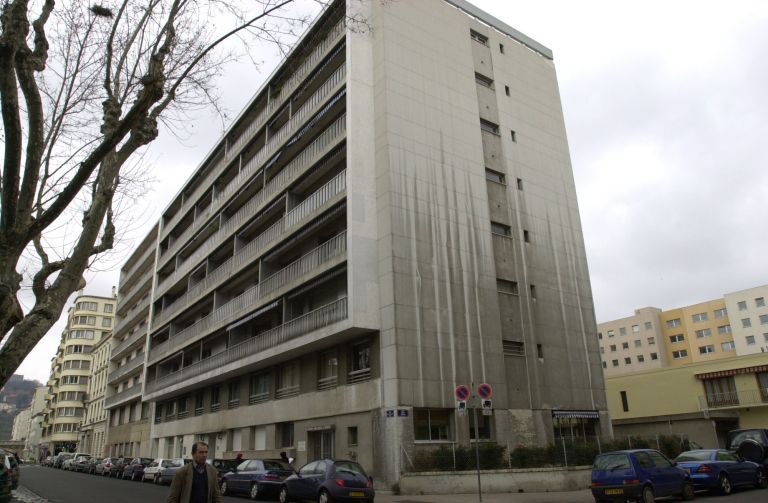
(724, 285, 768, 355)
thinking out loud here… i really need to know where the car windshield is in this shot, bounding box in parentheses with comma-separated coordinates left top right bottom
(140, 458, 153, 464)
(264, 460, 292, 470)
(593, 453, 631, 470)
(334, 461, 366, 476)
(676, 451, 712, 462)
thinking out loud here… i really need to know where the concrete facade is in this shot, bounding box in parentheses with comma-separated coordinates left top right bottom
(724, 284, 768, 355)
(40, 292, 116, 455)
(109, 0, 605, 487)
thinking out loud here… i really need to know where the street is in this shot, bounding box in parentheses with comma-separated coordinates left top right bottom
(14, 465, 768, 503)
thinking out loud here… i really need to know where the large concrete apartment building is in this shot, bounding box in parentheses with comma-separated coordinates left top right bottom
(107, 0, 606, 485)
(41, 292, 116, 455)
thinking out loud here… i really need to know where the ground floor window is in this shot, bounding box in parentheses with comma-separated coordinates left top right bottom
(414, 408, 452, 441)
(552, 411, 600, 439)
(703, 376, 737, 407)
(468, 412, 492, 440)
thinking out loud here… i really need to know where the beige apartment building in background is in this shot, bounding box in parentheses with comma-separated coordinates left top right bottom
(40, 292, 116, 455)
(598, 307, 665, 376)
(724, 284, 768, 355)
(79, 325, 112, 456)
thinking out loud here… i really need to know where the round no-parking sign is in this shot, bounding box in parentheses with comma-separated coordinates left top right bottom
(455, 384, 470, 401)
(477, 383, 493, 399)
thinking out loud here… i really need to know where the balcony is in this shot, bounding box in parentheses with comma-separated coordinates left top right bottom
(145, 297, 348, 395)
(107, 352, 145, 384)
(116, 273, 152, 317)
(159, 18, 346, 242)
(698, 388, 768, 410)
(119, 243, 156, 298)
(117, 295, 151, 331)
(154, 113, 346, 303)
(104, 383, 142, 409)
(157, 62, 346, 271)
(111, 327, 148, 362)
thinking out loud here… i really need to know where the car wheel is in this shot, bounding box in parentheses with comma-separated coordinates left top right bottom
(756, 468, 768, 489)
(250, 483, 259, 500)
(220, 480, 228, 496)
(279, 486, 291, 503)
(680, 480, 695, 501)
(641, 485, 654, 503)
(717, 473, 732, 495)
(318, 489, 333, 503)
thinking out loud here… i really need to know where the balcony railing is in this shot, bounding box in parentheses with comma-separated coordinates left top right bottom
(699, 388, 768, 409)
(157, 61, 346, 270)
(145, 297, 348, 394)
(152, 116, 346, 324)
(119, 244, 156, 298)
(107, 352, 145, 384)
(104, 383, 142, 409)
(116, 273, 152, 317)
(159, 18, 346, 242)
(117, 295, 151, 331)
(110, 327, 148, 362)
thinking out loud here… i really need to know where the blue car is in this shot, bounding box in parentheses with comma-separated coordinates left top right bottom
(591, 449, 694, 503)
(220, 458, 294, 499)
(279, 459, 374, 503)
(674, 449, 767, 495)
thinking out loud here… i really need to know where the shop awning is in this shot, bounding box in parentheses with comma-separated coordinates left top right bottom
(552, 410, 600, 419)
(695, 364, 768, 380)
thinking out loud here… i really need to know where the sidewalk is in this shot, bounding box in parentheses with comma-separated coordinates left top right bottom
(376, 489, 594, 503)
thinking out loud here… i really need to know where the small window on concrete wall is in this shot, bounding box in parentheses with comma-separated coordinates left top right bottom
(505, 85, 510, 96)
(348, 427, 358, 446)
(474, 72, 494, 88)
(470, 29, 488, 46)
(485, 168, 505, 184)
(497, 279, 519, 295)
(491, 221, 511, 236)
(510, 130, 517, 142)
(499, 43, 505, 54)
(480, 118, 499, 134)
(414, 409, 452, 441)
(620, 391, 629, 412)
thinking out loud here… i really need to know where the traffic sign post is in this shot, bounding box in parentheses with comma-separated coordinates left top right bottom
(454, 383, 495, 502)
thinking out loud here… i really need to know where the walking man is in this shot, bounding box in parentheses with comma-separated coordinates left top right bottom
(167, 441, 222, 503)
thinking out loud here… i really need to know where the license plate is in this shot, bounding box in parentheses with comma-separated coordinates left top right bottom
(605, 489, 624, 495)
(349, 491, 365, 497)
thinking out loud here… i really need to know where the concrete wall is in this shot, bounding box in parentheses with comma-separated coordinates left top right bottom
(399, 466, 590, 494)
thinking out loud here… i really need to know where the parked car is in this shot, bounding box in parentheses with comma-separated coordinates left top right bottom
(158, 459, 192, 485)
(278, 459, 374, 503)
(674, 449, 768, 494)
(209, 458, 240, 483)
(95, 457, 118, 476)
(42, 456, 54, 467)
(0, 468, 10, 503)
(591, 449, 694, 503)
(53, 452, 73, 469)
(220, 458, 294, 499)
(728, 428, 768, 468)
(62, 452, 89, 471)
(83, 457, 100, 474)
(123, 457, 153, 481)
(71, 454, 92, 472)
(0, 449, 19, 491)
(144, 458, 182, 483)
(108, 457, 130, 478)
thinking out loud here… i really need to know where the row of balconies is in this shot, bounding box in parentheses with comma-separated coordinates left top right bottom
(117, 243, 156, 305)
(104, 383, 142, 410)
(159, 17, 346, 242)
(116, 271, 152, 318)
(156, 62, 347, 279)
(148, 183, 347, 366)
(699, 388, 768, 410)
(145, 296, 348, 394)
(107, 352, 144, 385)
(152, 115, 346, 329)
(110, 325, 148, 362)
(116, 295, 151, 336)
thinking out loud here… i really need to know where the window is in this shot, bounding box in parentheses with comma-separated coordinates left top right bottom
(414, 409, 451, 441)
(650, 352, 658, 360)
(718, 325, 732, 335)
(597, 332, 602, 340)
(758, 373, 768, 400)
(474, 72, 493, 88)
(666, 318, 682, 328)
(692, 312, 708, 323)
(704, 376, 737, 407)
(469, 412, 492, 440)
(499, 43, 505, 53)
(669, 334, 684, 343)
(644, 321, 653, 330)
(620, 391, 629, 412)
(76, 301, 98, 311)
(619, 327, 627, 336)
(695, 328, 712, 338)
(351, 343, 371, 372)
(609, 345, 616, 352)
(746, 335, 756, 345)
(194, 392, 204, 414)
(490, 222, 511, 236)
(73, 315, 96, 325)
(612, 360, 619, 367)
(502, 340, 525, 357)
(760, 314, 768, 325)
(104, 304, 114, 313)
(348, 427, 358, 446)
(634, 340, 642, 348)
(631, 325, 639, 333)
(516, 178, 523, 190)
(637, 355, 645, 363)
(504, 85, 510, 96)
(672, 350, 688, 359)
(485, 168, 505, 184)
(277, 362, 300, 398)
(602, 361, 607, 369)
(102, 318, 112, 328)
(510, 130, 517, 142)
(757, 297, 766, 307)
(624, 357, 631, 364)
(698, 345, 715, 354)
(607, 330, 615, 338)
(621, 342, 629, 350)
(228, 380, 240, 408)
(530, 284, 537, 300)
(277, 422, 294, 447)
(647, 337, 655, 345)
(536, 343, 543, 358)
(742, 318, 752, 328)
(470, 29, 488, 45)
(496, 279, 519, 295)
(480, 118, 499, 134)
(721, 341, 735, 351)
(318, 350, 338, 389)
(714, 308, 727, 318)
(69, 330, 94, 340)
(66, 344, 92, 354)
(210, 386, 221, 411)
(249, 372, 270, 403)
(738, 301, 747, 311)
(523, 230, 530, 243)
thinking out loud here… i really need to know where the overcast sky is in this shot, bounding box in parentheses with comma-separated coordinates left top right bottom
(15, 0, 768, 383)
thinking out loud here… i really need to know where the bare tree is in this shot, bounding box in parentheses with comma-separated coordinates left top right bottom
(0, 0, 330, 387)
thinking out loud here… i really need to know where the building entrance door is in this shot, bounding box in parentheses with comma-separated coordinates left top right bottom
(308, 429, 335, 459)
